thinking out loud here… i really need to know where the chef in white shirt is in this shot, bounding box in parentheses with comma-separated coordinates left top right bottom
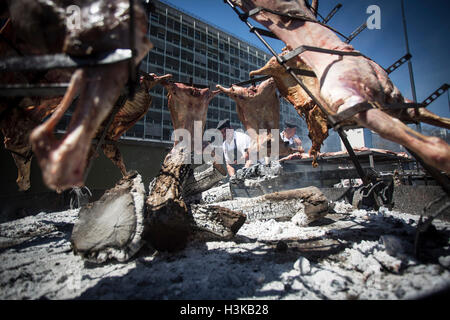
(280, 120, 304, 152)
(217, 119, 252, 178)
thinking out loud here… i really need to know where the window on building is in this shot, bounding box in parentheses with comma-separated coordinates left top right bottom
(148, 110, 162, 124)
(181, 37, 194, 51)
(167, 18, 180, 32)
(181, 49, 193, 63)
(166, 31, 179, 45)
(166, 44, 179, 58)
(158, 12, 166, 26)
(195, 30, 206, 43)
(180, 62, 193, 74)
(195, 43, 207, 56)
(219, 64, 229, 75)
(150, 25, 165, 40)
(230, 45, 238, 56)
(219, 110, 229, 119)
(151, 38, 165, 54)
(239, 49, 248, 60)
(150, 12, 159, 24)
(232, 68, 240, 78)
(240, 61, 249, 71)
(194, 66, 206, 79)
(148, 52, 164, 66)
(208, 59, 218, 70)
(165, 56, 179, 71)
(218, 52, 229, 64)
(207, 70, 218, 83)
(194, 53, 207, 67)
(207, 47, 218, 60)
(181, 24, 194, 38)
(230, 57, 239, 67)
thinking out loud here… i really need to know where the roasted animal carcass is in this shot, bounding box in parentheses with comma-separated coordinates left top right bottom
(89, 73, 172, 176)
(2, 0, 153, 192)
(216, 78, 298, 162)
(231, 0, 450, 173)
(160, 81, 220, 151)
(0, 97, 61, 191)
(250, 50, 328, 166)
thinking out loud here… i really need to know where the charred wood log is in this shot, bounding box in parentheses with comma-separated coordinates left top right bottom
(144, 149, 191, 252)
(185, 182, 233, 205)
(214, 186, 329, 226)
(182, 162, 226, 198)
(188, 204, 246, 240)
(70, 171, 146, 263)
(144, 153, 244, 251)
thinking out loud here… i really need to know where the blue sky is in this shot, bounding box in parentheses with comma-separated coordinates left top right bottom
(162, 0, 449, 132)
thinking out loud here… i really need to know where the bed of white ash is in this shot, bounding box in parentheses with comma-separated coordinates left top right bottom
(0, 201, 449, 300)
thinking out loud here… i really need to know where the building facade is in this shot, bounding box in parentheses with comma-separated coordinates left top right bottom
(122, 0, 304, 142)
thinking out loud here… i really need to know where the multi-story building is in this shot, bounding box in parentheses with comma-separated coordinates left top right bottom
(122, 0, 304, 142)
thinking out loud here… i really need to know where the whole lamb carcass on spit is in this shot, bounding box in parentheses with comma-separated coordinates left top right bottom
(162, 81, 220, 150)
(230, 0, 450, 173)
(89, 73, 172, 176)
(250, 49, 328, 166)
(4, 0, 153, 192)
(216, 78, 301, 163)
(251, 48, 450, 166)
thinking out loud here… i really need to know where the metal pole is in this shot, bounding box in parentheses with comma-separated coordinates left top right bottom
(401, 0, 420, 133)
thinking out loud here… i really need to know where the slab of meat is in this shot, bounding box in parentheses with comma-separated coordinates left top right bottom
(160, 81, 220, 151)
(90, 73, 172, 176)
(231, 0, 450, 173)
(3, 0, 153, 191)
(1, 97, 62, 191)
(216, 78, 297, 161)
(250, 49, 328, 166)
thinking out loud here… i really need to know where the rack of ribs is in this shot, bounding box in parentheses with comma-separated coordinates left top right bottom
(2, 0, 153, 192)
(217, 78, 298, 162)
(161, 81, 220, 152)
(230, 0, 450, 173)
(250, 49, 328, 166)
(89, 73, 173, 176)
(1, 97, 61, 191)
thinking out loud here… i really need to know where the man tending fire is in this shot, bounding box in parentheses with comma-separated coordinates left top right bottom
(280, 120, 304, 152)
(217, 119, 253, 178)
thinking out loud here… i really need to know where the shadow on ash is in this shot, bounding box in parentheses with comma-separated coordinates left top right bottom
(0, 164, 449, 300)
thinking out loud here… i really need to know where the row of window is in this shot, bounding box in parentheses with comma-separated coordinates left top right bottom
(148, 52, 258, 77)
(149, 17, 267, 63)
(149, 29, 266, 66)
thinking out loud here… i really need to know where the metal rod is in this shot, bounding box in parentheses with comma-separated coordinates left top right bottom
(224, 0, 370, 185)
(322, 3, 343, 24)
(401, 0, 420, 132)
(345, 22, 367, 44)
(128, 0, 137, 98)
(0, 50, 133, 72)
(0, 83, 70, 97)
(421, 83, 449, 108)
(385, 53, 412, 74)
